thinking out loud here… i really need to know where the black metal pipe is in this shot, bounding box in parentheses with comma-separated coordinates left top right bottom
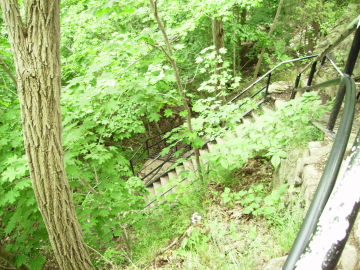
(307, 61, 317, 87)
(327, 25, 360, 131)
(290, 73, 301, 100)
(296, 77, 341, 92)
(130, 160, 135, 175)
(294, 123, 360, 269)
(229, 55, 318, 103)
(282, 75, 356, 270)
(321, 56, 327, 66)
(265, 73, 271, 98)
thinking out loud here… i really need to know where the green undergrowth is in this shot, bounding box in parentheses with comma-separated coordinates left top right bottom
(105, 91, 327, 269)
(109, 163, 305, 270)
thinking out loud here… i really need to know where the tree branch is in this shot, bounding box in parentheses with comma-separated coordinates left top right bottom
(148, 0, 203, 180)
(0, 55, 17, 86)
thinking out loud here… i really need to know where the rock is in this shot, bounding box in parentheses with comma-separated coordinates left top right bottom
(314, 5, 360, 99)
(262, 256, 287, 270)
(339, 244, 357, 270)
(268, 81, 290, 93)
(272, 149, 304, 190)
(354, 214, 360, 246)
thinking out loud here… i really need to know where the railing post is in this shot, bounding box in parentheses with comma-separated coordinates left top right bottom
(290, 73, 301, 99)
(321, 55, 327, 66)
(145, 140, 150, 155)
(327, 25, 360, 131)
(282, 75, 356, 270)
(130, 160, 135, 175)
(264, 72, 271, 98)
(307, 61, 317, 88)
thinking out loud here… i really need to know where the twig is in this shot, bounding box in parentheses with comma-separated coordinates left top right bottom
(93, 165, 99, 185)
(0, 55, 17, 87)
(86, 245, 115, 268)
(159, 238, 179, 254)
(79, 178, 98, 194)
(121, 48, 156, 77)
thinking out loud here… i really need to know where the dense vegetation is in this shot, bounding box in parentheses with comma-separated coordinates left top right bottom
(0, 0, 355, 269)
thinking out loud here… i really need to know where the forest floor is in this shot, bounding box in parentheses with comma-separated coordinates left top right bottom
(122, 156, 303, 270)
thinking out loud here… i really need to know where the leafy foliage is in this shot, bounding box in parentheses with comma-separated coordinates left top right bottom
(0, 0, 347, 267)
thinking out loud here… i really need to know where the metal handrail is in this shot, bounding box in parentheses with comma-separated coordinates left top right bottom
(229, 55, 318, 103)
(283, 75, 356, 270)
(294, 127, 360, 269)
(129, 124, 183, 174)
(324, 55, 344, 76)
(134, 55, 319, 180)
(283, 17, 360, 270)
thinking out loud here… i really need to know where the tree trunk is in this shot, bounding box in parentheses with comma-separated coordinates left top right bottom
(307, 20, 320, 53)
(212, 18, 226, 103)
(0, 1, 94, 269)
(253, 0, 284, 80)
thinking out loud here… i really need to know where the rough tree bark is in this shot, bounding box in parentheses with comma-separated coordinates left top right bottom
(253, 0, 284, 80)
(212, 18, 227, 103)
(0, 1, 94, 269)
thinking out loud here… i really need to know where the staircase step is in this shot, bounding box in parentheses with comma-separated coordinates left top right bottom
(168, 171, 179, 192)
(216, 137, 226, 145)
(225, 131, 236, 140)
(148, 186, 155, 197)
(275, 100, 286, 110)
(168, 171, 178, 181)
(234, 126, 246, 138)
(183, 160, 195, 171)
(251, 111, 261, 122)
(175, 166, 188, 184)
(207, 142, 220, 153)
(160, 176, 171, 190)
(153, 181, 162, 195)
(141, 159, 174, 182)
(242, 117, 253, 125)
(262, 105, 275, 115)
(199, 149, 209, 164)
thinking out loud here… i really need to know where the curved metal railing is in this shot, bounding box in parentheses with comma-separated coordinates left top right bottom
(283, 75, 356, 270)
(132, 54, 319, 185)
(283, 16, 360, 270)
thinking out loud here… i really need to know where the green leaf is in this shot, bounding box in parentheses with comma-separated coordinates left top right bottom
(220, 158, 229, 169)
(271, 155, 281, 169)
(179, 110, 188, 117)
(28, 255, 46, 270)
(174, 44, 185, 50)
(148, 112, 161, 122)
(164, 109, 173, 117)
(15, 254, 28, 267)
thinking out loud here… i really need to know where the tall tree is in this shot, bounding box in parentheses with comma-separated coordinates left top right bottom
(212, 17, 227, 103)
(0, 1, 93, 269)
(253, 0, 284, 80)
(149, 0, 203, 179)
